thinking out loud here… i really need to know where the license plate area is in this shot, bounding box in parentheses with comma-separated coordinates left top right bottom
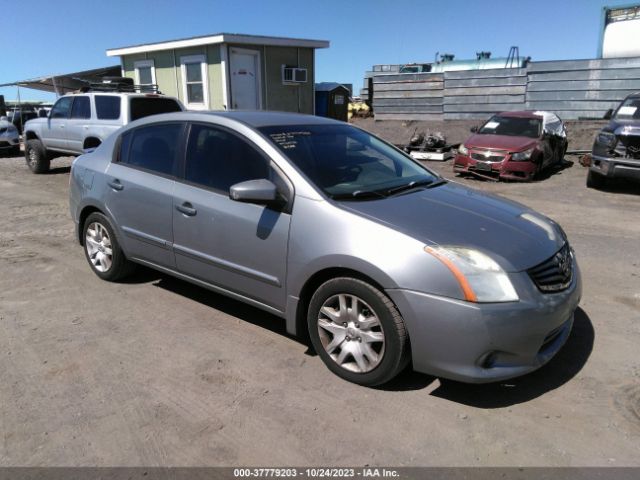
(475, 161, 492, 171)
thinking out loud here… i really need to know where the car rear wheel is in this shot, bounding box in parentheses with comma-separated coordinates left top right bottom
(83, 212, 134, 281)
(307, 277, 409, 386)
(586, 170, 607, 189)
(25, 139, 50, 173)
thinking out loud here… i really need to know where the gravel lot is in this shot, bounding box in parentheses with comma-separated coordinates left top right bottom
(0, 138, 639, 467)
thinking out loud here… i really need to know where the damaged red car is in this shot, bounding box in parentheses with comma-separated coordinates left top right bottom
(453, 111, 568, 181)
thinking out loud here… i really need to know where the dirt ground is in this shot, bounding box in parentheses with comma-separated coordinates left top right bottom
(0, 136, 639, 467)
(352, 118, 608, 151)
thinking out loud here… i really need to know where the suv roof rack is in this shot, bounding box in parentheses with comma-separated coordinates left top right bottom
(74, 76, 163, 94)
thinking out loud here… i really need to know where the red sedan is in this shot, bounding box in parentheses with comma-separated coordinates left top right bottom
(454, 111, 568, 181)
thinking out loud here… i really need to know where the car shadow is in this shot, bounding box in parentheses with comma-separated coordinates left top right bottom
(47, 166, 71, 175)
(119, 267, 593, 402)
(121, 266, 313, 350)
(377, 307, 593, 404)
(428, 307, 594, 407)
(596, 178, 640, 195)
(534, 158, 574, 181)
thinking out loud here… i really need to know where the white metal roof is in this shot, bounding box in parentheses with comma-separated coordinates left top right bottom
(106, 33, 330, 57)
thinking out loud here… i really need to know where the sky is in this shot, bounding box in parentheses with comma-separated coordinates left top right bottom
(1, 0, 635, 103)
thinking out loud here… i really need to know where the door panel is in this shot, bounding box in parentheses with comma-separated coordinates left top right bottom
(103, 122, 184, 268)
(173, 184, 290, 310)
(105, 163, 176, 268)
(42, 97, 72, 150)
(230, 49, 260, 110)
(172, 122, 290, 310)
(66, 96, 92, 152)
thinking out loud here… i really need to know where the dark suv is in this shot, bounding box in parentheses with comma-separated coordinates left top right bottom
(588, 93, 640, 189)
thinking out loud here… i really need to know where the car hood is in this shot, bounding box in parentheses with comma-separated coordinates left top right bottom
(0, 120, 12, 129)
(464, 134, 538, 152)
(24, 118, 46, 129)
(338, 182, 565, 272)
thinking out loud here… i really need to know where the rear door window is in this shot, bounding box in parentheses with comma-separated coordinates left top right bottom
(130, 97, 182, 121)
(118, 123, 183, 176)
(70, 96, 91, 119)
(95, 96, 121, 120)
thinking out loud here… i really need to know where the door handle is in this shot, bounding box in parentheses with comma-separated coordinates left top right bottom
(107, 179, 124, 191)
(176, 202, 197, 216)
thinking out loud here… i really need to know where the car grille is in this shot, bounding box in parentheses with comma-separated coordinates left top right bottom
(528, 243, 573, 293)
(471, 151, 506, 162)
(616, 135, 640, 159)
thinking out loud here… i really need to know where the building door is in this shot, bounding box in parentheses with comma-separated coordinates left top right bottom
(229, 48, 261, 110)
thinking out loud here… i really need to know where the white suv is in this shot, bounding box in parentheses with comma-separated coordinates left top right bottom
(23, 88, 183, 173)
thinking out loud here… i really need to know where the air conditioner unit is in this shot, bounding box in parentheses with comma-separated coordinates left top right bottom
(282, 66, 308, 84)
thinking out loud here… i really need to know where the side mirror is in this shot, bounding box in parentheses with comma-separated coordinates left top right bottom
(38, 110, 48, 118)
(229, 179, 278, 204)
(603, 109, 613, 120)
(470, 126, 478, 133)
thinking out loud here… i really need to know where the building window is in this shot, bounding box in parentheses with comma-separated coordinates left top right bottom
(180, 54, 208, 110)
(134, 60, 156, 90)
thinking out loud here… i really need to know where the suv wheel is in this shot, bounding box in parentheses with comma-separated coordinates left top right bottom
(25, 139, 50, 173)
(83, 212, 134, 281)
(586, 170, 607, 189)
(308, 277, 409, 386)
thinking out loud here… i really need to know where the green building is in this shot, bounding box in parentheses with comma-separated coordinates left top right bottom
(106, 33, 329, 113)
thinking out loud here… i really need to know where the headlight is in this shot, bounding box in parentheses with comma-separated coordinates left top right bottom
(458, 144, 469, 156)
(596, 131, 616, 148)
(424, 245, 519, 303)
(511, 147, 534, 161)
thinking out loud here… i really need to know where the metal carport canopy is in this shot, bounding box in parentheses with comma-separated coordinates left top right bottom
(0, 65, 121, 94)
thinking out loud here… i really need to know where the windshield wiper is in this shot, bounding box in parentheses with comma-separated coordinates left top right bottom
(385, 178, 445, 197)
(424, 178, 448, 189)
(331, 190, 387, 201)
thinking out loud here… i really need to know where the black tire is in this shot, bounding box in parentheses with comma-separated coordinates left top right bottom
(82, 212, 134, 281)
(307, 277, 409, 386)
(25, 139, 50, 173)
(586, 170, 607, 189)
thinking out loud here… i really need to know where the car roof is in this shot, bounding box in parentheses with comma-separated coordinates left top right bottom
(133, 110, 345, 128)
(206, 110, 342, 127)
(495, 111, 545, 119)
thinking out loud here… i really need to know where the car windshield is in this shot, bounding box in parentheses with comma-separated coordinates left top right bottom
(614, 97, 640, 120)
(477, 115, 541, 138)
(260, 124, 439, 200)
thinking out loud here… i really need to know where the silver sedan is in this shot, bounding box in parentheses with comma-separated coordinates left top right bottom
(69, 111, 581, 386)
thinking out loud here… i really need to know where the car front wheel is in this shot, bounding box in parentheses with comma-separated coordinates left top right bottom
(83, 212, 134, 281)
(25, 139, 50, 173)
(308, 277, 409, 386)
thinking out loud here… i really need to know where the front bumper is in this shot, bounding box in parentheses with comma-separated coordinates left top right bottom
(0, 133, 19, 150)
(590, 154, 640, 182)
(453, 152, 537, 181)
(386, 258, 582, 383)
